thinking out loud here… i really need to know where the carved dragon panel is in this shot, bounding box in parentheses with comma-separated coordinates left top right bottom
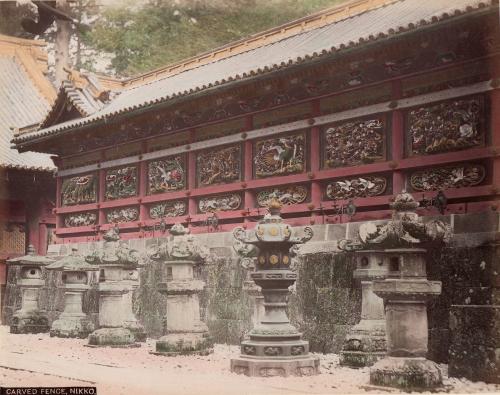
(410, 163, 486, 192)
(61, 174, 97, 206)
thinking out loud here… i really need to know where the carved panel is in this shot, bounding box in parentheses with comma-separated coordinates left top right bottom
(198, 194, 241, 213)
(323, 117, 385, 168)
(325, 176, 387, 200)
(61, 174, 97, 206)
(148, 155, 186, 194)
(254, 133, 305, 178)
(149, 201, 187, 219)
(410, 163, 486, 191)
(106, 207, 139, 224)
(256, 185, 308, 207)
(105, 166, 138, 200)
(408, 96, 485, 155)
(196, 145, 241, 187)
(64, 212, 97, 227)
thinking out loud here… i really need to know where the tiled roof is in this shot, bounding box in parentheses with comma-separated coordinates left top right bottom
(13, 0, 496, 148)
(0, 56, 55, 170)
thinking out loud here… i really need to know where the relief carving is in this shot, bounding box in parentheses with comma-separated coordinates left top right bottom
(106, 207, 139, 224)
(408, 96, 484, 155)
(198, 194, 241, 213)
(326, 176, 387, 200)
(324, 118, 385, 168)
(256, 185, 308, 207)
(197, 145, 241, 186)
(64, 212, 97, 228)
(149, 201, 186, 219)
(148, 156, 185, 194)
(105, 166, 138, 200)
(254, 133, 305, 178)
(410, 164, 486, 192)
(61, 174, 97, 206)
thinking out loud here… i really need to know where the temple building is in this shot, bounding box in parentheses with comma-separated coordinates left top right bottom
(5, 0, 500, 383)
(0, 34, 57, 321)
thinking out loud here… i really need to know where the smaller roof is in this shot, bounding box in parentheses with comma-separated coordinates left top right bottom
(7, 244, 55, 266)
(46, 247, 99, 272)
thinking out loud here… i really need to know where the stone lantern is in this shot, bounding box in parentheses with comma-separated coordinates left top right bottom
(46, 247, 99, 338)
(7, 245, 54, 334)
(230, 199, 319, 377)
(86, 227, 146, 346)
(340, 192, 449, 390)
(147, 223, 212, 355)
(339, 250, 389, 367)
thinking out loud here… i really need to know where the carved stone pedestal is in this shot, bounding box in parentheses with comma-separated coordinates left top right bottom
(230, 200, 319, 377)
(86, 229, 145, 347)
(340, 250, 389, 367)
(7, 246, 53, 334)
(47, 249, 98, 338)
(153, 260, 212, 355)
(370, 249, 442, 390)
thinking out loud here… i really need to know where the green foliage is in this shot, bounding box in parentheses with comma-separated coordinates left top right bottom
(84, 0, 343, 76)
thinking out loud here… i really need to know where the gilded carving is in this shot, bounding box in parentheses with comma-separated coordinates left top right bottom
(64, 212, 97, 228)
(326, 176, 387, 200)
(149, 201, 186, 219)
(408, 96, 484, 155)
(148, 156, 185, 194)
(410, 164, 486, 192)
(61, 174, 97, 206)
(198, 194, 241, 213)
(256, 185, 307, 207)
(197, 145, 241, 186)
(105, 166, 138, 200)
(254, 133, 305, 178)
(323, 118, 385, 168)
(106, 207, 139, 224)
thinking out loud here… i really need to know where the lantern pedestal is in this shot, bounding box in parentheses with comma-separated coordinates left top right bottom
(370, 249, 443, 390)
(11, 273, 49, 334)
(50, 282, 94, 338)
(341, 251, 389, 367)
(153, 260, 212, 356)
(231, 270, 319, 377)
(88, 266, 141, 347)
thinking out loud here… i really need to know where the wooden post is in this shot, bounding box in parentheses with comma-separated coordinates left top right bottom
(188, 130, 197, 226)
(55, 0, 71, 86)
(139, 142, 148, 223)
(244, 115, 255, 223)
(310, 100, 322, 224)
(391, 80, 405, 194)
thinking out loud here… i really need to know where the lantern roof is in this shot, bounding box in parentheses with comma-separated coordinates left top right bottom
(6, 244, 55, 266)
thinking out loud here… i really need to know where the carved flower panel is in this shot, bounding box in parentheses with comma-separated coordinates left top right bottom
(64, 212, 97, 228)
(408, 96, 485, 155)
(61, 174, 97, 206)
(410, 163, 486, 192)
(198, 194, 242, 213)
(256, 185, 308, 207)
(196, 145, 241, 187)
(149, 200, 187, 219)
(325, 176, 388, 200)
(105, 166, 138, 200)
(254, 132, 305, 178)
(106, 207, 139, 224)
(323, 117, 385, 168)
(148, 155, 186, 194)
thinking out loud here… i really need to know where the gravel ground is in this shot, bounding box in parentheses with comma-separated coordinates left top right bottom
(0, 326, 498, 395)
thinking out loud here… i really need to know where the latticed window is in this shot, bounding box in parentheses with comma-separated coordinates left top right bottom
(0, 223, 26, 254)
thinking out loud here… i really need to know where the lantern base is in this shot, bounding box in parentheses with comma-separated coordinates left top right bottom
(88, 327, 138, 347)
(124, 320, 147, 342)
(370, 357, 443, 390)
(340, 320, 387, 367)
(231, 356, 320, 377)
(10, 310, 49, 334)
(153, 331, 213, 356)
(50, 314, 95, 338)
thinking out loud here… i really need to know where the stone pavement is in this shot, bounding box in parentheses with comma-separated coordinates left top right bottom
(0, 326, 499, 395)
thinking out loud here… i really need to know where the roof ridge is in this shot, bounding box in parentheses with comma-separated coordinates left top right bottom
(120, 0, 401, 89)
